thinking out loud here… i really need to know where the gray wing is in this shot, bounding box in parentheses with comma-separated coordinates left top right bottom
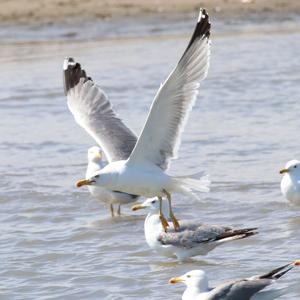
(127, 9, 211, 170)
(158, 223, 256, 249)
(206, 279, 271, 300)
(63, 57, 137, 162)
(207, 262, 295, 300)
(158, 223, 230, 248)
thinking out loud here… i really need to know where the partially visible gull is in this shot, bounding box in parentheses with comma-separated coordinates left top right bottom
(75, 8, 211, 232)
(132, 198, 257, 261)
(280, 160, 300, 205)
(63, 54, 140, 216)
(86, 146, 138, 216)
(169, 260, 300, 299)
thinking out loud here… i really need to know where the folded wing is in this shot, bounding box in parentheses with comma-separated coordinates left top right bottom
(159, 224, 256, 249)
(63, 57, 137, 162)
(158, 224, 242, 249)
(208, 262, 295, 300)
(208, 279, 271, 300)
(127, 9, 211, 170)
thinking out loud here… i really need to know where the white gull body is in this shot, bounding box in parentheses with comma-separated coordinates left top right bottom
(169, 262, 300, 300)
(74, 9, 212, 229)
(132, 198, 257, 261)
(280, 160, 300, 205)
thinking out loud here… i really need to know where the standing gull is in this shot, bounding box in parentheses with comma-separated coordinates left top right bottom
(169, 261, 300, 299)
(76, 8, 211, 231)
(63, 55, 139, 216)
(132, 198, 257, 261)
(280, 160, 300, 205)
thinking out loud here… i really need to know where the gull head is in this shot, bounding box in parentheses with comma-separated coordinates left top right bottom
(169, 270, 209, 291)
(131, 198, 178, 220)
(88, 146, 103, 163)
(76, 173, 100, 188)
(131, 198, 178, 219)
(280, 160, 300, 177)
(131, 198, 160, 212)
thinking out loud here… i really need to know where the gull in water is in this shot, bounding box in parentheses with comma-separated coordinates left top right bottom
(86, 146, 138, 216)
(169, 260, 300, 299)
(132, 198, 257, 261)
(63, 53, 140, 216)
(75, 8, 211, 232)
(280, 160, 300, 205)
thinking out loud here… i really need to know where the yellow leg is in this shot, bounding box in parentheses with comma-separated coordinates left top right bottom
(158, 196, 169, 232)
(110, 204, 115, 217)
(164, 190, 180, 231)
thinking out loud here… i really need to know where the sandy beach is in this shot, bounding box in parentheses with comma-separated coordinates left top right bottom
(1, 0, 300, 25)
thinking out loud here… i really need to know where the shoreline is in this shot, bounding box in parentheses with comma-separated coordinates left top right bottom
(1, 0, 300, 26)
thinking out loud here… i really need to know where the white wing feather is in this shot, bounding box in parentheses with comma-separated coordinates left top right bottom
(127, 9, 211, 170)
(63, 58, 137, 162)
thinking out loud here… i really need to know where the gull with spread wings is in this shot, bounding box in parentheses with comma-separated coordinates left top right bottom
(71, 9, 211, 231)
(63, 60, 138, 216)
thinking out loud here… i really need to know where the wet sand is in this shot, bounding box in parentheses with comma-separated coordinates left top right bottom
(1, 0, 300, 25)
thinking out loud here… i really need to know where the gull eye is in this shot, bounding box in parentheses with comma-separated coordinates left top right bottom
(151, 200, 156, 204)
(187, 275, 191, 278)
(95, 175, 100, 178)
(294, 166, 297, 169)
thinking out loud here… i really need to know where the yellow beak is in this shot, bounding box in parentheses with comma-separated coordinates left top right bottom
(279, 168, 289, 174)
(95, 152, 102, 160)
(131, 204, 146, 211)
(169, 277, 184, 284)
(293, 260, 300, 266)
(76, 179, 93, 188)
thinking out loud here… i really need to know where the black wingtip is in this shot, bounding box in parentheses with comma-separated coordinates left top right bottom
(185, 8, 210, 52)
(197, 8, 210, 38)
(216, 227, 258, 242)
(260, 263, 294, 280)
(63, 57, 91, 96)
(240, 231, 258, 239)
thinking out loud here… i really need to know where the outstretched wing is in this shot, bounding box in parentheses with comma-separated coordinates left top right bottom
(63, 57, 137, 162)
(127, 9, 211, 170)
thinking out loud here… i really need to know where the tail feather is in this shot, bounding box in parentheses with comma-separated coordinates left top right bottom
(172, 174, 211, 199)
(215, 227, 258, 243)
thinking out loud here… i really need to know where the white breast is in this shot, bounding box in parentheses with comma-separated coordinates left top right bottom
(144, 214, 175, 258)
(86, 160, 135, 205)
(102, 161, 170, 197)
(281, 174, 300, 205)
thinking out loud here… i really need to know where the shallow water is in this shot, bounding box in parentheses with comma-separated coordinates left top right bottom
(1, 14, 300, 299)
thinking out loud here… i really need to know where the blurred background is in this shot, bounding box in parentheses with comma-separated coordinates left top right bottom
(1, 0, 300, 25)
(1, 1, 300, 299)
